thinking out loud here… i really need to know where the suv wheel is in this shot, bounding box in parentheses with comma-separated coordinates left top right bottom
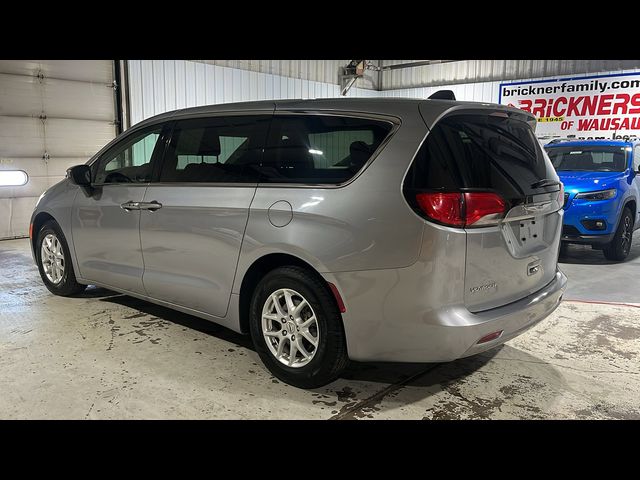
(36, 220, 86, 296)
(603, 208, 634, 261)
(249, 266, 348, 388)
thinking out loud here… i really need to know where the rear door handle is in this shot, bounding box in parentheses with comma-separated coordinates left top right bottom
(139, 201, 163, 211)
(120, 201, 141, 211)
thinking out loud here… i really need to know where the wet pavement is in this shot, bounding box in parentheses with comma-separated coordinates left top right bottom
(1, 238, 639, 419)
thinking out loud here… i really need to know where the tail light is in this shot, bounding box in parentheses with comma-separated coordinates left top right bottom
(415, 192, 464, 227)
(415, 192, 506, 228)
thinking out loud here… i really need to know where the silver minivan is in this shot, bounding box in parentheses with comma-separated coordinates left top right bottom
(30, 98, 567, 388)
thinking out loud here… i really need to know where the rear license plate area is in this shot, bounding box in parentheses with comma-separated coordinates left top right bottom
(518, 218, 543, 245)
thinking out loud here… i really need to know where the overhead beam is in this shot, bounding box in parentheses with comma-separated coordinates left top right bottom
(380, 60, 459, 71)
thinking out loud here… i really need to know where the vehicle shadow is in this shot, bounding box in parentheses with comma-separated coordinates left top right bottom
(92, 287, 254, 350)
(83, 287, 567, 420)
(84, 286, 494, 388)
(347, 344, 570, 419)
(559, 240, 640, 265)
(342, 348, 501, 386)
(77, 287, 573, 419)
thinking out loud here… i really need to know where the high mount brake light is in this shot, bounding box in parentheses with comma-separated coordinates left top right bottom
(415, 192, 506, 228)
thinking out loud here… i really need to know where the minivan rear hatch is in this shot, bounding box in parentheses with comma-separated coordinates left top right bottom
(408, 104, 563, 312)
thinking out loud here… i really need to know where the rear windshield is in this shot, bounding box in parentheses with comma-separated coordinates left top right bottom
(545, 146, 629, 172)
(261, 115, 393, 184)
(405, 113, 557, 202)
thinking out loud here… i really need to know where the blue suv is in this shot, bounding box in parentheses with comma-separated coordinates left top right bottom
(544, 139, 640, 261)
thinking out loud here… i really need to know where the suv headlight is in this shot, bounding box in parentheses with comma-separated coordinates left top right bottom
(574, 189, 616, 201)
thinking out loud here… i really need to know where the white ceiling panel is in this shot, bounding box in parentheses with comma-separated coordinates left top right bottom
(0, 74, 114, 121)
(0, 156, 88, 178)
(0, 157, 48, 177)
(0, 116, 45, 157)
(9, 196, 38, 237)
(44, 119, 115, 158)
(0, 176, 49, 199)
(0, 60, 113, 83)
(0, 61, 116, 238)
(0, 117, 114, 158)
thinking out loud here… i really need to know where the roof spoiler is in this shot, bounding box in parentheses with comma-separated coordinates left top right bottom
(428, 90, 456, 100)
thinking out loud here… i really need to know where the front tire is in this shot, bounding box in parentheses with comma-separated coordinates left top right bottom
(36, 220, 86, 296)
(249, 266, 348, 389)
(559, 241, 569, 257)
(603, 208, 634, 261)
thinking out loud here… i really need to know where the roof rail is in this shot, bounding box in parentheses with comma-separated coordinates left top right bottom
(545, 138, 573, 144)
(428, 90, 456, 101)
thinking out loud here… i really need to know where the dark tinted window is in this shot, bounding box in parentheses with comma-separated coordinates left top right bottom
(635, 146, 640, 171)
(405, 114, 556, 202)
(159, 116, 269, 183)
(546, 146, 629, 172)
(261, 115, 393, 184)
(94, 126, 163, 184)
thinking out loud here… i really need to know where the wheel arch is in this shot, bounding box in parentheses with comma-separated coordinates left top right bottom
(237, 252, 340, 335)
(623, 197, 636, 218)
(30, 211, 58, 255)
(621, 197, 637, 229)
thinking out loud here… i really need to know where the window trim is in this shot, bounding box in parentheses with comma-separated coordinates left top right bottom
(87, 119, 169, 168)
(90, 123, 170, 187)
(88, 110, 400, 189)
(257, 110, 400, 189)
(633, 145, 640, 171)
(154, 115, 271, 185)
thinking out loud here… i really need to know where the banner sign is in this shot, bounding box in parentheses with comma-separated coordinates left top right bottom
(499, 72, 640, 141)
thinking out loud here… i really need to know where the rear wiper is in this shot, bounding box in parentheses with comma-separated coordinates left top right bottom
(531, 178, 562, 189)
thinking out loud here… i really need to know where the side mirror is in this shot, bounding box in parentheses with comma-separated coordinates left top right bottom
(66, 164, 93, 194)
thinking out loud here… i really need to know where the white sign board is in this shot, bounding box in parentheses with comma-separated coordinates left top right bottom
(499, 73, 640, 141)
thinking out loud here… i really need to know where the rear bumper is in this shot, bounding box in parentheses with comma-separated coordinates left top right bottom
(456, 270, 567, 359)
(335, 269, 567, 363)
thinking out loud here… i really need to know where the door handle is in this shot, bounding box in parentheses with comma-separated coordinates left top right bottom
(120, 201, 141, 211)
(139, 201, 163, 211)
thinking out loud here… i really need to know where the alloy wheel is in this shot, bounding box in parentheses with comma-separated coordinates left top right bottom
(261, 288, 319, 368)
(621, 215, 632, 254)
(41, 233, 65, 284)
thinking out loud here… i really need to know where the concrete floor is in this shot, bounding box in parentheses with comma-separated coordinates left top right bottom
(560, 240, 640, 304)
(1, 237, 639, 419)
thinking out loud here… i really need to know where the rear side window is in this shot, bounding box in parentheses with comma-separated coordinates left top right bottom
(159, 116, 270, 183)
(261, 115, 393, 184)
(405, 114, 556, 202)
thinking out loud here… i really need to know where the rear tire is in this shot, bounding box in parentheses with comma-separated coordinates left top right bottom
(249, 266, 349, 389)
(603, 208, 633, 261)
(36, 220, 86, 296)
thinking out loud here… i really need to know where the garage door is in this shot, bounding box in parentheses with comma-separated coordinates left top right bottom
(0, 60, 117, 239)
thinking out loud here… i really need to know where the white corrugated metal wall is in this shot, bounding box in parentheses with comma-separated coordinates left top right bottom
(0, 61, 116, 239)
(381, 60, 640, 90)
(127, 60, 379, 126)
(384, 67, 640, 103)
(193, 60, 381, 90)
(128, 60, 640, 128)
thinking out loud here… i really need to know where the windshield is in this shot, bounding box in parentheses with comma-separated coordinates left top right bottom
(546, 146, 629, 172)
